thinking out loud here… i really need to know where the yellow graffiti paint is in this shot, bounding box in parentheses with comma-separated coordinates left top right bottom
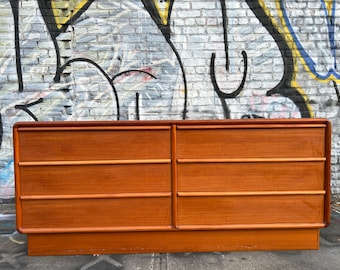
(51, 0, 91, 29)
(153, 0, 170, 25)
(325, 0, 334, 17)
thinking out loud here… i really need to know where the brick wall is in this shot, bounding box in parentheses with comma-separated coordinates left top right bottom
(1, 0, 340, 198)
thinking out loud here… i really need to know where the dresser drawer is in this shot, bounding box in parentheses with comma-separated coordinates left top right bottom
(19, 163, 171, 195)
(17, 127, 171, 161)
(176, 127, 325, 159)
(20, 197, 172, 232)
(177, 195, 324, 227)
(177, 161, 325, 192)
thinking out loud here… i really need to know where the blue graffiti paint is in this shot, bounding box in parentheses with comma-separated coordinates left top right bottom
(320, 0, 337, 70)
(0, 160, 14, 186)
(279, 0, 339, 80)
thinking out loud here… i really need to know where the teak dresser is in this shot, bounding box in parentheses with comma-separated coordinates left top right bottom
(13, 119, 331, 255)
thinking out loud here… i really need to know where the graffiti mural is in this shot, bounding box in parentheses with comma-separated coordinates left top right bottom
(276, 0, 340, 105)
(279, 0, 339, 81)
(245, 0, 312, 118)
(209, 0, 248, 119)
(9, 0, 96, 91)
(1, 0, 340, 198)
(6, 0, 314, 120)
(141, 0, 188, 119)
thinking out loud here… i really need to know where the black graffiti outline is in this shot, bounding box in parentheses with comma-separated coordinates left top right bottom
(9, 0, 96, 91)
(15, 98, 44, 121)
(37, 0, 96, 83)
(245, 0, 311, 118)
(210, 51, 248, 119)
(332, 80, 340, 104)
(112, 69, 158, 120)
(0, 114, 2, 149)
(9, 0, 23, 92)
(209, 0, 248, 119)
(57, 57, 120, 119)
(135, 92, 140, 120)
(111, 70, 157, 82)
(56, 57, 157, 120)
(141, 0, 188, 120)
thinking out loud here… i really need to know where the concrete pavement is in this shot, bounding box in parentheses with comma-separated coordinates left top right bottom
(1, 203, 340, 270)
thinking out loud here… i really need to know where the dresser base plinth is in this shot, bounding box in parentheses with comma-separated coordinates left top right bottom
(27, 228, 320, 256)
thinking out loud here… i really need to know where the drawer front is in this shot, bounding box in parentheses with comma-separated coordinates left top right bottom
(19, 163, 171, 195)
(177, 195, 324, 226)
(177, 161, 325, 192)
(176, 127, 326, 158)
(17, 128, 170, 161)
(20, 197, 171, 230)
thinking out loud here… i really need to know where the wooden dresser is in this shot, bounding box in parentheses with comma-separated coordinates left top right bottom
(13, 119, 331, 255)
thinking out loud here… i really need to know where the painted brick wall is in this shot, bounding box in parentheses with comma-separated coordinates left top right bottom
(1, 0, 340, 198)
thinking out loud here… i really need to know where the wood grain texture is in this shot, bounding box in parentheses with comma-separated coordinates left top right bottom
(177, 161, 325, 192)
(17, 129, 171, 161)
(19, 197, 171, 232)
(176, 128, 325, 158)
(177, 195, 324, 225)
(19, 163, 171, 195)
(27, 229, 320, 255)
